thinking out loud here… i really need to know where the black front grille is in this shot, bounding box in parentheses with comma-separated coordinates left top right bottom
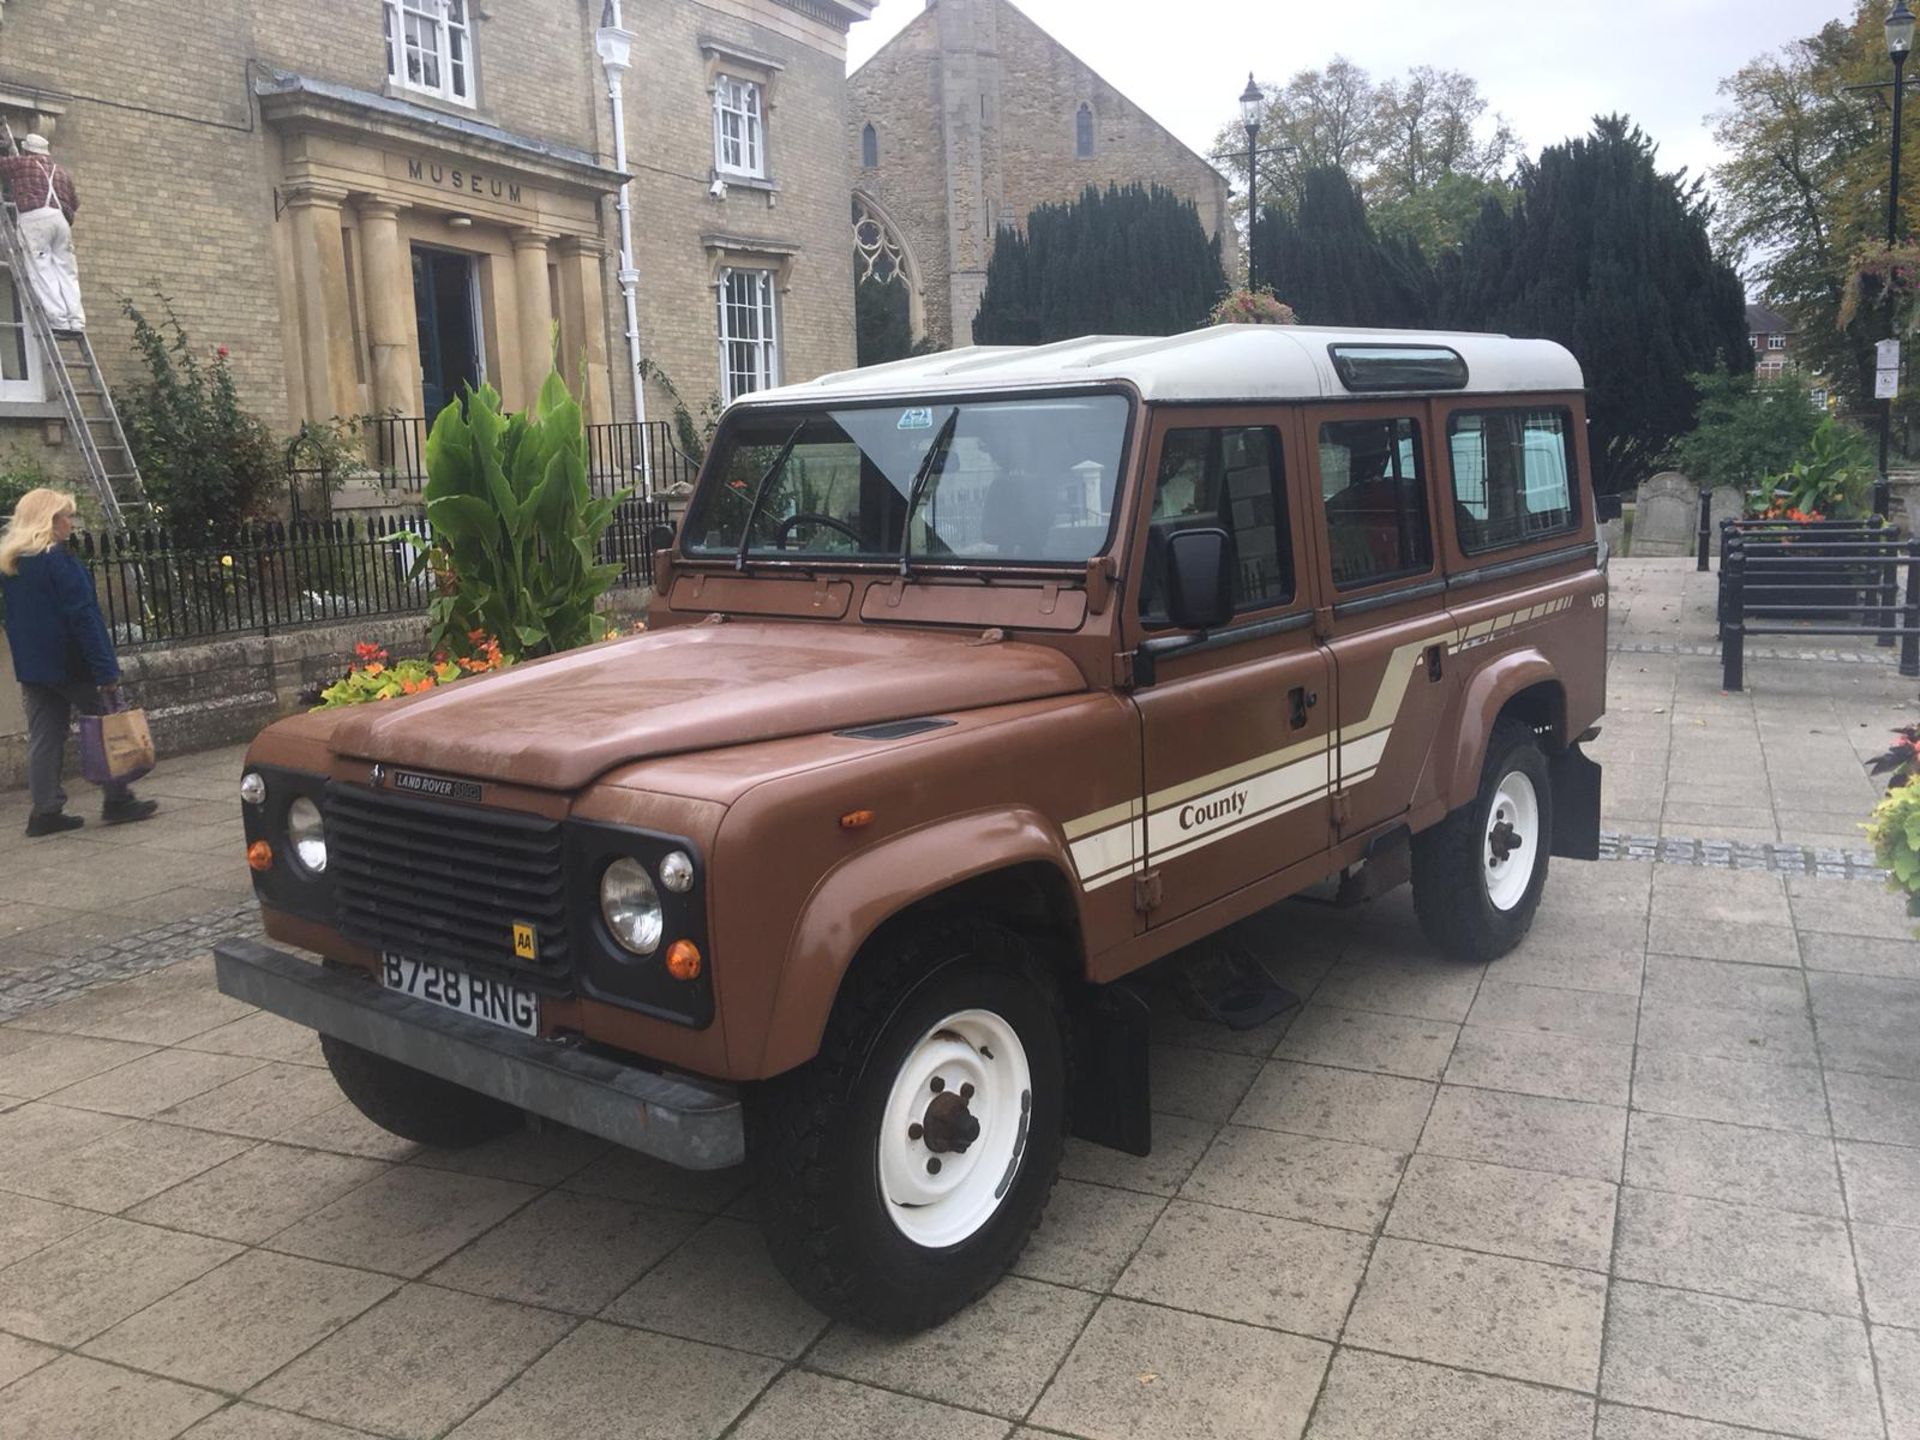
(329, 785, 569, 979)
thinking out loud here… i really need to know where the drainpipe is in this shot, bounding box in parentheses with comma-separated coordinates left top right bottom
(596, 4, 652, 496)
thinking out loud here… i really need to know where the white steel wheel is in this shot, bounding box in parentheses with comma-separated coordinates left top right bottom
(877, 1008, 1033, 1249)
(1484, 771, 1542, 912)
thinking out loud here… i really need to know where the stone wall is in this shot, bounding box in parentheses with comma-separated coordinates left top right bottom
(0, 588, 650, 791)
(848, 0, 1234, 349)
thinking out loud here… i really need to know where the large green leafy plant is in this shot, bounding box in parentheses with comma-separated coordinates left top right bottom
(412, 370, 625, 660)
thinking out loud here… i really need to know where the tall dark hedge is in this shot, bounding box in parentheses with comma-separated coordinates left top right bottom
(1440, 116, 1751, 496)
(1251, 167, 1433, 328)
(972, 183, 1226, 344)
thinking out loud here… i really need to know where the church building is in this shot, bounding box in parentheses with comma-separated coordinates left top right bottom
(849, 0, 1234, 351)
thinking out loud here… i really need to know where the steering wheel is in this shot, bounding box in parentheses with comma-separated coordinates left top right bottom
(774, 512, 863, 550)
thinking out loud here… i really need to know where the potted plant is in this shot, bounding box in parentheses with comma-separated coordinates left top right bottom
(1738, 420, 1878, 620)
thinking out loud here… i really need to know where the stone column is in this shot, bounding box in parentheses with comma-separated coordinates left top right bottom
(556, 238, 612, 422)
(354, 198, 419, 421)
(282, 182, 360, 422)
(510, 228, 555, 407)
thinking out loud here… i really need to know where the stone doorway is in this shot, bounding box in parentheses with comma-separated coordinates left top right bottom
(411, 244, 484, 416)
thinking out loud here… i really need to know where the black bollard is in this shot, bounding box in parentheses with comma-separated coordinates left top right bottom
(1696, 488, 1712, 572)
(1722, 543, 1745, 692)
(1904, 542, 1920, 678)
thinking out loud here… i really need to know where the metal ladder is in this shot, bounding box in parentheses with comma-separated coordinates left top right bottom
(0, 198, 145, 527)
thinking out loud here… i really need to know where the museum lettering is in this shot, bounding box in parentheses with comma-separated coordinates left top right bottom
(407, 157, 522, 205)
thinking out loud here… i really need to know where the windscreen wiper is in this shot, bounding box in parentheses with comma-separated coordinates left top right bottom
(896, 407, 960, 577)
(734, 422, 806, 573)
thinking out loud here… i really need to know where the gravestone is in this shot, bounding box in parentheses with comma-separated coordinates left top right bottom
(1631, 471, 1699, 557)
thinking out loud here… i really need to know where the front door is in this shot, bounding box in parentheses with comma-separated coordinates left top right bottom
(1131, 410, 1334, 924)
(1305, 403, 1460, 840)
(412, 246, 481, 416)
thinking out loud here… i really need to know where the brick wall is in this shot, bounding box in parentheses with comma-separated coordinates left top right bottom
(0, 0, 862, 489)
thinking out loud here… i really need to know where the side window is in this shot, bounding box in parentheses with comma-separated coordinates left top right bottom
(1318, 416, 1432, 590)
(1140, 425, 1291, 626)
(861, 122, 878, 169)
(1447, 408, 1578, 554)
(1076, 103, 1094, 158)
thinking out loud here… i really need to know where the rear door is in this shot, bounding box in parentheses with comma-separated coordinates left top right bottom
(1305, 402, 1461, 840)
(1129, 407, 1334, 924)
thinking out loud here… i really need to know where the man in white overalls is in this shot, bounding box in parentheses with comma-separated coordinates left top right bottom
(0, 133, 86, 332)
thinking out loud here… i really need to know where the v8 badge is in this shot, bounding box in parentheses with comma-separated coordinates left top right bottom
(511, 922, 538, 961)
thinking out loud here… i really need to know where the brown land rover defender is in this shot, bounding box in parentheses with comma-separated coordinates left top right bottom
(217, 326, 1606, 1331)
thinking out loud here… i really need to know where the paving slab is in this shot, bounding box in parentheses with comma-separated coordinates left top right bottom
(1179, 1123, 1405, 1233)
(1011, 1177, 1167, 1292)
(1612, 1187, 1861, 1316)
(1384, 1154, 1617, 1271)
(1307, 1349, 1594, 1440)
(1600, 1281, 1882, 1440)
(1030, 1296, 1329, 1440)
(1623, 1112, 1843, 1218)
(809, 1276, 1096, 1420)
(1419, 1085, 1625, 1181)
(1343, 1236, 1607, 1391)
(732, 1370, 1011, 1440)
(446, 1320, 776, 1440)
(600, 1215, 828, 1359)
(0, 1354, 223, 1440)
(1114, 1198, 1369, 1338)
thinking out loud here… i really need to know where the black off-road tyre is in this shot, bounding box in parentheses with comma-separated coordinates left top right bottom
(746, 916, 1068, 1333)
(319, 1034, 522, 1147)
(1412, 717, 1553, 963)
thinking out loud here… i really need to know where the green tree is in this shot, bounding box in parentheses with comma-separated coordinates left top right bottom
(855, 271, 914, 366)
(1712, 6, 1913, 417)
(1215, 59, 1514, 256)
(973, 184, 1226, 344)
(1253, 167, 1433, 327)
(119, 296, 285, 537)
(1670, 370, 1827, 493)
(1442, 116, 1751, 496)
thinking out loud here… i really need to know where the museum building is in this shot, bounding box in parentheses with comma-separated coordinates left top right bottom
(0, 0, 871, 491)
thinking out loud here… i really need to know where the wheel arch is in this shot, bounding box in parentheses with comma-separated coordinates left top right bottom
(1442, 649, 1566, 809)
(754, 808, 1089, 1077)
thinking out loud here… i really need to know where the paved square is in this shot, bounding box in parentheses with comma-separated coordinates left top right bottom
(0, 559, 1916, 1437)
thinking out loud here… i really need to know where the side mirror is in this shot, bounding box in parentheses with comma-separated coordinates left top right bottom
(1593, 493, 1623, 523)
(1164, 527, 1236, 633)
(649, 521, 677, 551)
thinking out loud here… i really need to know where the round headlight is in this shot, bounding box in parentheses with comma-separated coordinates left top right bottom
(659, 849, 695, 894)
(240, 771, 267, 806)
(601, 857, 663, 955)
(287, 795, 327, 875)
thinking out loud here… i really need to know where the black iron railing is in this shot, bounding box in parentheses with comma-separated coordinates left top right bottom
(1717, 517, 1920, 689)
(364, 416, 698, 496)
(67, 497, 672, 648)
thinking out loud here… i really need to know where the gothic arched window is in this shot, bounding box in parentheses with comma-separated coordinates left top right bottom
(861, 122, 878, 169)
(1075, 103, 1093, 158)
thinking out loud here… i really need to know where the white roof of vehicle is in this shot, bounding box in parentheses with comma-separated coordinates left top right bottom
(738, 325, 1584, 409)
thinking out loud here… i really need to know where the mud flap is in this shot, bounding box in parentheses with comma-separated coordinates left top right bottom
(1069, 983, 1152, 1156)
(1549, 743, 1602, 861)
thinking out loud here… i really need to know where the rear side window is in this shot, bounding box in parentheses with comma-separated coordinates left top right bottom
(1448, 408, 1579, 553)
(1318, 416, 1433, 590)
(1139, 425, 1292, 625)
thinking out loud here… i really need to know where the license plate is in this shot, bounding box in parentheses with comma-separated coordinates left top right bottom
(381, 954, 538, 1036)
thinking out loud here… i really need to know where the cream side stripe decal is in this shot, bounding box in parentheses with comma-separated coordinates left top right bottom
(1063, 591, 1578, 890)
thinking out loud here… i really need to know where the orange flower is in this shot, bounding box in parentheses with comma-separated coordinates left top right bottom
(364, 662, 385, 677)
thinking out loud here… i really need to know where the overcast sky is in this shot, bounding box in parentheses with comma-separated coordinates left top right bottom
(846, 0, 1835, 187)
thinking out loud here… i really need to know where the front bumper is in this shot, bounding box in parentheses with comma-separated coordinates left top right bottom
(212, 939, 743, 1170)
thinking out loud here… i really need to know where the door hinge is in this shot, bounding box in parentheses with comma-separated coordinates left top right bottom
(1133, 869, 1163, 913)
(1330, 789, 1351, 832)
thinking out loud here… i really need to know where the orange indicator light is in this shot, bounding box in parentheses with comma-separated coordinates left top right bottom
(665, 939, 703, 980)
(839, 809, 875, 830)
(247, 839, 274, 872)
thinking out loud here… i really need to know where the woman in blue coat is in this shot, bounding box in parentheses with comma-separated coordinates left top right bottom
(0, 488, 156, 835)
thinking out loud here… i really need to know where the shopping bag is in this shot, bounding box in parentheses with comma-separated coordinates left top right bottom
(78, 706, 156, 786)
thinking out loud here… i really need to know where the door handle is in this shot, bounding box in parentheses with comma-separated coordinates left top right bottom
(1288, 685, 1317, 729)
(1425, 644, 1444, 681)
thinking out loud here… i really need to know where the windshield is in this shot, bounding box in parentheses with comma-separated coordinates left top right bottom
(683, 393, 1131, 565)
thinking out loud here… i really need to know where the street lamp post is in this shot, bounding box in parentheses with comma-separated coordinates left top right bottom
(1879, 0, 1915, 519)
(1240, 74, 1262, 293)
